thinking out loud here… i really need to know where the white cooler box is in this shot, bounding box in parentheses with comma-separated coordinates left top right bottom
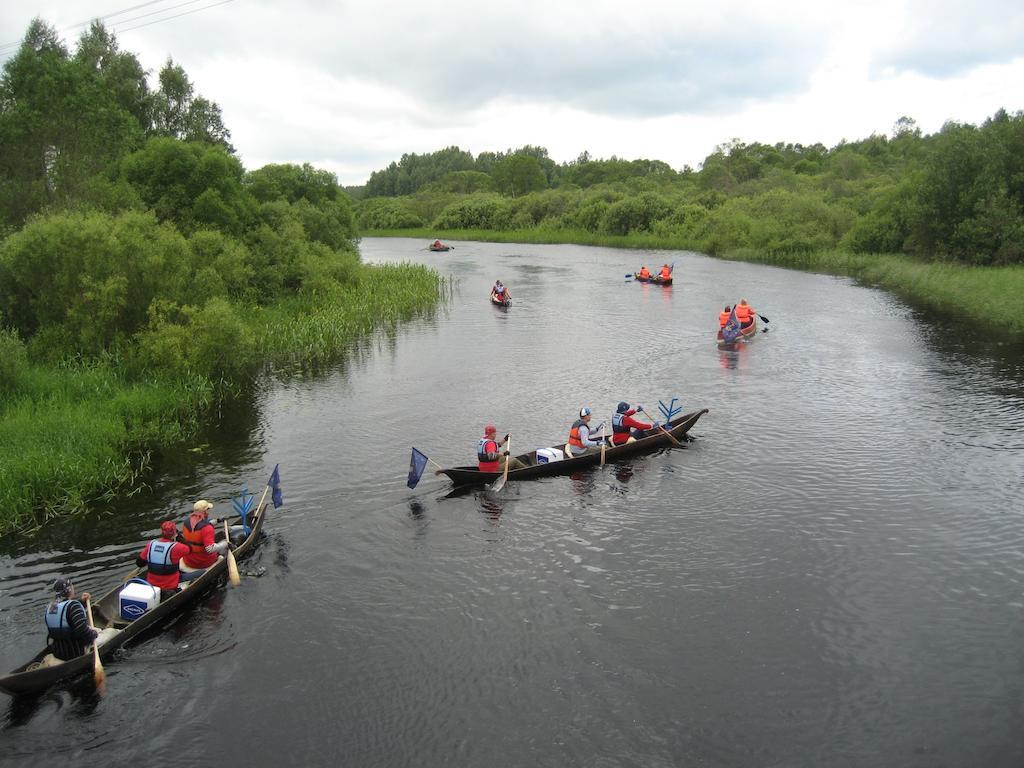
(536, 447, 564, 464)
(119, 579, 160, 620)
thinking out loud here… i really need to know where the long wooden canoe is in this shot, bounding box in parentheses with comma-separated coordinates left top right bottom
(0, 502, 268, 697)
(437, 408, 708, 486)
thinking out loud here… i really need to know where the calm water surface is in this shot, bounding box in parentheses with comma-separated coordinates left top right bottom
(2, 238, 1023, 767)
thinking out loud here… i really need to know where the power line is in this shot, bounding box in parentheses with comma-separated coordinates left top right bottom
(0, 0, 235, 57)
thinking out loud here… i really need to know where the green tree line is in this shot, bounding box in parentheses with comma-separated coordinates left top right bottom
(354, 113, 1024, 266)
(0, 19, 441, 531)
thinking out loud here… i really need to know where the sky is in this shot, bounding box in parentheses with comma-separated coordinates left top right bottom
(1, 0, 1023, 186)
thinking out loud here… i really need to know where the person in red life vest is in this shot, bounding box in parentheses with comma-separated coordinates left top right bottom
(433, 239, 442, 248)
(610, 402, 654, 445)
(477, 424, 524, 472)
(658, 264, 672, 280)
(719, 305, 733, 328)
(490, 280, 511, 302)
(637, 266, 651, 280)
(567, 407, 605, 456)
(180, 499, 229, 578)
(137, 521, 190, 598)
(43, 577, 97, 662)
(735, 299, 756, 328)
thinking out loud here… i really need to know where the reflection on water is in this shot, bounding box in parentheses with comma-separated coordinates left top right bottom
(2, 238, 1024, 767)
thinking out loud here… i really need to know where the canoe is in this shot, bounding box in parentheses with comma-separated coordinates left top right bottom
(0, 503, 268, 697)
(437, 408, 708, 486)
(717, 316, 757, 348)
(634, 273, 673, 285)
(490, 293, 511, 307)
(429, 244, 451, 252)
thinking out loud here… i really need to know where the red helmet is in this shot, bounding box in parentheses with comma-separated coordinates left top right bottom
(161, 520, 176, 537)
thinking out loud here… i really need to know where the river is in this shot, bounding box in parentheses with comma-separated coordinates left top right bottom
(2, 237, 1023, 767)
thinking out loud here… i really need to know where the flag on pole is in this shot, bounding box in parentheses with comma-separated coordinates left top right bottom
(407, 448, 429, 489)
(722, 306, 741, 343)
(268, 464, 283, 508)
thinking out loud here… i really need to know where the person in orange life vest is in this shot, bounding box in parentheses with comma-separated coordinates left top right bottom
(567, 407, 605, 456)
(477, 424, 525, 472)
(658, 264, 672, 280)
(180, 499, 229, 578)
(610, 402, 654, 446)
(137, 521, 190, 598)
(719, 305, 733, 328)
(735, 299, 755, 328)
(637, 266, 651, 279)
(43, 577, 97, 661)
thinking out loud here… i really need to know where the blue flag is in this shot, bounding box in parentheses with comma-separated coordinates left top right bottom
(722, 306, 741, 343)
(268, 464, 283, 508)
(407, 447, 429, 489)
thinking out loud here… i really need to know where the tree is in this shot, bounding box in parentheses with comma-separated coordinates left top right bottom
(0, 19, 142, 226)
(151, 59, 232, 149)
(491, 154, 547, 198)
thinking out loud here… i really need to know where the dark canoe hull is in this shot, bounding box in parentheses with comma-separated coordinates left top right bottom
(429, 245, 451, 251)
(634, 273, 673, 285)
(439, 409, 708, 486)
(0, 503, 268, 697)
(490, 294, 511, 307)
(717, 317, 757, 348)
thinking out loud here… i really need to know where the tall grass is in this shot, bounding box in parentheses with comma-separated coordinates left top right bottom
(0, 262, 444, 534)
(0, 363, 211, 532)
(252, 263, 445, 364)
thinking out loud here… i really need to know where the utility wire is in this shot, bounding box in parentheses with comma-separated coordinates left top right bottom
(0, 0, 235, 56)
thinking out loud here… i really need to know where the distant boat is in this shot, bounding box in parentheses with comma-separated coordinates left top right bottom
(634, 272, 673, 285)
(490, 292, 511, 307)
(717, 316, 757, 348)
(428, 241, 451, 252)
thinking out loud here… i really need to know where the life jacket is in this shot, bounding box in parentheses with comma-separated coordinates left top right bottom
(183, 516, 218, 568)
(612, 412, 631, 435)
(477, 437, 500, 471)
(659, 266, 671, 279)
(494, 285, 505, 296)
(44, 599, 77, 640)
(735, 304, 752, 322)
(182, 517, 212, 554)
(638, 268, 650, 279)
(146, 539, 179, 576)
(568, 419, 586, 449)
(719, 311, 731, 327)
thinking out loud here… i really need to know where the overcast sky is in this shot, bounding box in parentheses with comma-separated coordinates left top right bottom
(2, 0, 1023, 185)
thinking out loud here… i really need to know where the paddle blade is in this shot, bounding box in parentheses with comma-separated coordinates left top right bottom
(93, 645, 106, 692)
(227, 550, 241, 586)
(225, 520, 241, 586)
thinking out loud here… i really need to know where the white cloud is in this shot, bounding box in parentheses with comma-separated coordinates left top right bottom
(1, 0, 1021, 185)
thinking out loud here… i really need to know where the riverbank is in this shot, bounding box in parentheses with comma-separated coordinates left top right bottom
(371, 228, 1024, 337)
(0, 262, 443, 534)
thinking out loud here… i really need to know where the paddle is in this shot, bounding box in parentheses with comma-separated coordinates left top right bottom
(224, 520, 240, 586)
(758, 313, 770, 323)
(84, 596, 106, 693)
(486, 434, 511, 492)
(600, 425, 607, 467)
(639, 408, 683, 447)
